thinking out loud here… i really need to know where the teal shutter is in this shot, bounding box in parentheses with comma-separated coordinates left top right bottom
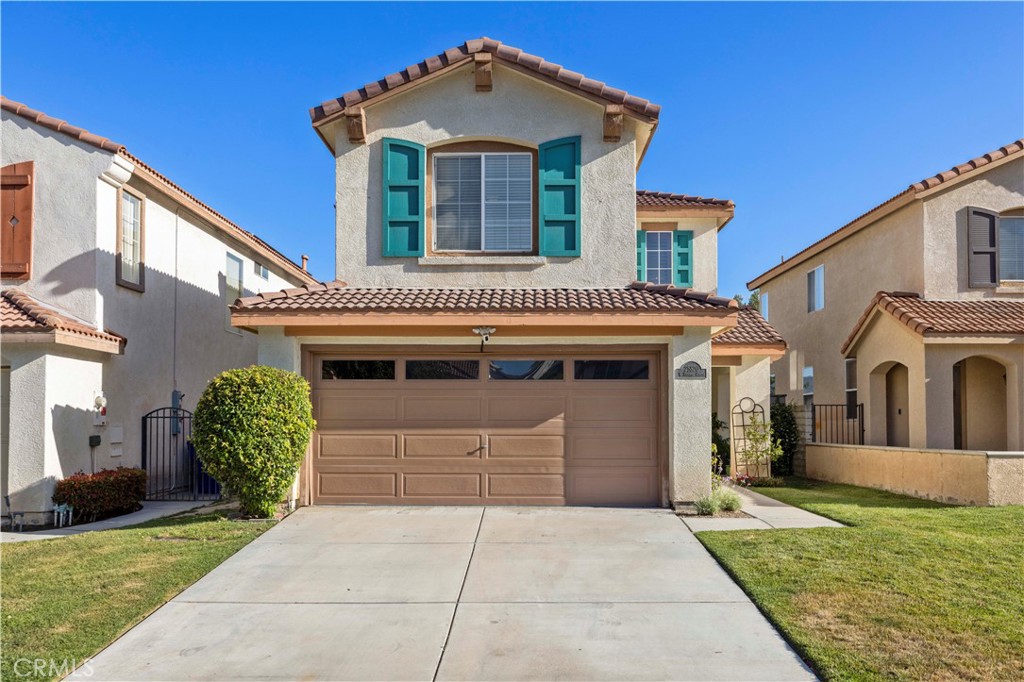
(673, 230, 693, 287)
(636, 231, 646, 280)
(381, 138, 425, 257)
(538, 136, 581, 256)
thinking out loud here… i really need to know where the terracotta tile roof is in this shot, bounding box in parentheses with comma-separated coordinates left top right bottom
(1, 96, 124, 152)
(713, 307, 785, 347)
(636, 190, 734, 209)
(311, 37, 660, 126)
(842, 292, 1024, 354)
(1, 289, 125, 347)
(1, 96, 314, 285)
(749, 139, 1024, 289)
(233, 281, 740, 314)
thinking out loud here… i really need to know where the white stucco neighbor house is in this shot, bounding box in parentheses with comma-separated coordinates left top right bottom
(1, 96, 316, 525)
(231, 38, 784, 508)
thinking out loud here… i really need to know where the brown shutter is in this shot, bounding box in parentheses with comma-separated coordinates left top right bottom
(967, 207, 998, 287)
(1, 161, 34, 280)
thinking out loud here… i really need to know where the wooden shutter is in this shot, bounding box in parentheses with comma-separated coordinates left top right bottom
(538, 136, 581, 256)
(1, 161, 34, 280)
(672, 230, 693, 287)
(381, 138, 425, 257)
(967, 207, 998, 287)
(635, 230, 646, 280)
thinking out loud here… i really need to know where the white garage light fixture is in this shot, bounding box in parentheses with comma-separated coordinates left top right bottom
(472, 326, 496, 351)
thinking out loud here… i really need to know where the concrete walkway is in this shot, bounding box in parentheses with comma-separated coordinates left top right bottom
(72, 506, 816, 681)
(1, 501, 208, 543)
(681, 486, 843, 532)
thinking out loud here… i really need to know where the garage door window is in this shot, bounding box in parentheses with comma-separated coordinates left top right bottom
(322, 360, 395, 380)
(574, 360, 649, 380)
(489, 360, 564, 380)
(406, 360, 480, 380)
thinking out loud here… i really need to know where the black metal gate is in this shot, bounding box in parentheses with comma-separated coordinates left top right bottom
(141, 407, 221, 501)
(812, 403, 865, 445)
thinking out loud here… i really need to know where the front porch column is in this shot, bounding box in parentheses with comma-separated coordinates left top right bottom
(668, 328, 712, 504)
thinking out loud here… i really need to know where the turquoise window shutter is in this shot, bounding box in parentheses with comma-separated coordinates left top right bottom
(538, 136, 581, 256)
(636, 231, 646, 280)
(381, 138, 425, 257)
(673, 230, 693, 287)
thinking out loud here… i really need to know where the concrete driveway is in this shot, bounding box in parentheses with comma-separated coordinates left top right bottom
(74, 507, 815, 681)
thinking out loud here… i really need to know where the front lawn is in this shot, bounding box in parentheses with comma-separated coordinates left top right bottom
(697, 479, 1024, 682)
(1, 512, 272, 682)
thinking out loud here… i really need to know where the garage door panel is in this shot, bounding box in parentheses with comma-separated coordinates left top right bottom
(404, 434, 483, 458)
(488, 473, 565, 499)
(571, 394, 655, 424)
(566, 467, 659, 506)
(319, 434, 398, 459)
(486, 396, 566, 424)
(403, 473, 482, 498)
(319, 472, 397, 498)
(403, 396, 483, 422)
(568, 433, 656, 465)
(319, 396, 398, 423)
(488, 435, 564, 459)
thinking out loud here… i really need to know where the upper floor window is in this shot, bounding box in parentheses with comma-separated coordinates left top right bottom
(969, 207, 1024, 285)
(117, 187, 145, 292)
(760, 292, 769, 320)
(806, 265, 824, 312)
(225, 253, 243, 332)
(254, 261, 269, 280)
(636, 226, 693, 287)
(433, 153, 532, 252)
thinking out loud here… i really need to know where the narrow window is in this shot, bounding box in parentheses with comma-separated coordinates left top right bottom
(769, 372, 777, 398)
(574, 360, 649, 380)
(760, 292, 769, 320)
(406, 360, 480, 380)
(802, 365, 814, 410)
(434, 153, 532, 252)
(644, 231, 673, 285)
(489, 360, 563, 380)
(254, 261, 269, 280)
(322, 360, 395, 381)
(225, 253, 243, 331)
(806, 265, 824, 312)
(998, 216, 1024, 281)
(117, 189, 145, 291)
(845, 358, 858, 419)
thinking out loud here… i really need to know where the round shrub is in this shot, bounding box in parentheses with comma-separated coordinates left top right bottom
(712, 487, 743, 512)
(193, 366, 315, 517)
(693, 494, 719, 516)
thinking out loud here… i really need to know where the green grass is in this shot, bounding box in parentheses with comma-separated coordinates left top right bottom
(697, 479, 1024, 682)
(1, 512, 272, 682)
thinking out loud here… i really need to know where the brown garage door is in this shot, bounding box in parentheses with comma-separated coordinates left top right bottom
(309, 351, 663, 506)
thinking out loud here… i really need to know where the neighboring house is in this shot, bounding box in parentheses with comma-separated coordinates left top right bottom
(232, 38, 783, 507)
(1, 97, 315, 525)
(749, 140, 1024, 452)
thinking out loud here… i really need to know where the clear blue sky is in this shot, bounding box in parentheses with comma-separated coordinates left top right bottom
(3, 2, 1021, 295)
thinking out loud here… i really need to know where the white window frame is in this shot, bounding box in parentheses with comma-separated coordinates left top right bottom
(254, 261, 269, 280)
(432, 152, 533, 253)
(644, 230, 674, 285)
(807, 265, 825, 312)
(225, 252, 244, 334)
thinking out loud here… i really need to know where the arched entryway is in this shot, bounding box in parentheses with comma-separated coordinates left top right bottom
(885, 363, 910, 447)
(953, 356, 1008, 451)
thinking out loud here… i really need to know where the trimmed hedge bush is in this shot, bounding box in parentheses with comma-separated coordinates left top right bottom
(52, 467, 147, 523)
(193, 365, 315, 518)
(770, 402, 801, 476)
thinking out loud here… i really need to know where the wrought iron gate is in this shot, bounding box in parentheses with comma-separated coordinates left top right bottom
(141, 407, 220, 501)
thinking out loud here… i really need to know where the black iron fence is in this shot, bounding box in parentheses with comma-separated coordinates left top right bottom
(812, 403, 865, 445)
(141, 407, 221, 501)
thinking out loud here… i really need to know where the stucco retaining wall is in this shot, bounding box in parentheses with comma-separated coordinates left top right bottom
(806, 443, 1024, 506)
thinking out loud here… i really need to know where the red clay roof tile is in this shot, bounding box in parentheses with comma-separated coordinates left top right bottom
(636, 190, 734, 209)
(713, 307, 786, 347)
(1, 289, 125, 347)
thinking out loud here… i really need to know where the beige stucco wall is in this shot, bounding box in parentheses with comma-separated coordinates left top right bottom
(923, 157, 1024, 299)
(639, 217, 720, 293)
(331, 64, 640, 288)
(807, 443, 1024, 506)
(1, 117, 307, 517)
(257, 330, 715, 505)
(760, 201, 924, 407)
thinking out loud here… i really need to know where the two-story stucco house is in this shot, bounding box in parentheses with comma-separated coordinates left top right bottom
(749, 140, 1024, 454)
(1, 97, 315, 525)
(232, 38, 784, 507)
